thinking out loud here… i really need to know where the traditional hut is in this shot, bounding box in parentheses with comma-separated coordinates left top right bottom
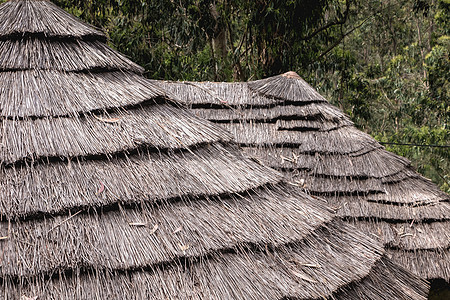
(0, 0, 430, 299)
(156, 72, 450, 287)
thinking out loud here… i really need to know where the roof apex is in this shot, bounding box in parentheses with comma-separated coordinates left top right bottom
(247, 72, 327, 103)
(281, 71, 301, 79)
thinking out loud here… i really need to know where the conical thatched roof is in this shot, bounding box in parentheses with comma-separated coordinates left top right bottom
(0, 1, 430, 299)
(155, 71, 450, 284)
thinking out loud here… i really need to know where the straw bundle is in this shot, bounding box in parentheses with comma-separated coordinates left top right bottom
(156, 73, 450, 282)
(0, 0, 432, 299)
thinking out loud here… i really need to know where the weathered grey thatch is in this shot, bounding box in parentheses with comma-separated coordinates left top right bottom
(155, 72, 450, 283)
(0, 1, 431, 299)
(0, 0, 104, 38)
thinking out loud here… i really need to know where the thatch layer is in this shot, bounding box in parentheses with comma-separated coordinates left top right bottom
(190, 103, 350, 122)
(1, 105, 233, 164)
(0, 0, 104, 39)
(284, 170, 385, 194)
(157, 81, 287, 106)
(0, 185, 339, 277)
(388, 249, 450, 281)
(0, 70, 165, 117)
(2, 255, 428, 300)
(0, 38, 144, 73)
(159, 74, 450, 281)
(0, 0, 433, 298)
(221, 122, 379, 154)
(2, 219, 426, 300)
(276, 118, 351, 131)
(334, 197, 450, 220)
(0, 144, 280, 218)
(371, 176, 447, 203)
(334, 256, 428, 300)
(351, 220, 450, 250)
(286, 172, 447, 205)
(248, 74, 327, 102)
(159, 75, 328, 107)
(241, 146, 410, 178)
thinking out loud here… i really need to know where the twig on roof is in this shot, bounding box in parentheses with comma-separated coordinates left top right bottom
(46, 210, 83, 234)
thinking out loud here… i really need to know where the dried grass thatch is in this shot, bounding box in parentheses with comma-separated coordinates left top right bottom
(155, 72, 449, 283)
(0, 70, 164, 117)
(0, 0, 432, 299)
(0, 0, 104, 39)
(0, 38, 144, 73)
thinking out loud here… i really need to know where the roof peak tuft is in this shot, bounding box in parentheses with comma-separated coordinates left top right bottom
(247, 73, 327, 103)
(281, 71, 301, 79)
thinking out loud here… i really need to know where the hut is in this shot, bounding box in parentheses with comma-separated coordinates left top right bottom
(156, 72, 450, 289)
(0, 0, 430, 299)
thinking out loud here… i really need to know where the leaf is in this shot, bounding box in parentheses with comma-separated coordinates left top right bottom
(96, 181, 105, 195)
(291, 270, 318, 283)
(93, 115, 121, 123)
(172, 226, 183, 234)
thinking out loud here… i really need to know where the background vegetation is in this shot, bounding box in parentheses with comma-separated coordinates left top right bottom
(3, 0, 448, 191)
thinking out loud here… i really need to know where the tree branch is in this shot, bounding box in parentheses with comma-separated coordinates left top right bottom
(318, 13, 372, 58)
(300, 0, 351, 41)
(318, 1, 401, 58)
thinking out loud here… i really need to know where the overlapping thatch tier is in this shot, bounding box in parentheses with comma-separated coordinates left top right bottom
(156, 72, 450, 282)
(0, 1, 430, 299)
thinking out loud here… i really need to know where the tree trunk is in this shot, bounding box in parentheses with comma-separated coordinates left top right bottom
(210, 2, 227, 60)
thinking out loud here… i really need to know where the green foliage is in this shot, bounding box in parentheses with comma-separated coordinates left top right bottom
(426, 36, 450, 110)
(318, 0, 450, 192)
(46, 0, 336, 81)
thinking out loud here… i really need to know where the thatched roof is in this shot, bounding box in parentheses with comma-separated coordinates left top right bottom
(0, 1, 430, 299)
(155, 72, 450, 282)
